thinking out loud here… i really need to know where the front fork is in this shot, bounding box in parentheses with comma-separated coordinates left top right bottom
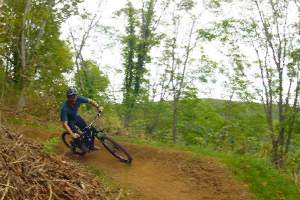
(93, 129, 106, 139)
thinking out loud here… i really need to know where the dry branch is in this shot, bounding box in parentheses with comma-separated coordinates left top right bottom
(0, 125, 107, 200)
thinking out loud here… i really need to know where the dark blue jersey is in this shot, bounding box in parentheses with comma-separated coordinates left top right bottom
(60, 96, 89, 122)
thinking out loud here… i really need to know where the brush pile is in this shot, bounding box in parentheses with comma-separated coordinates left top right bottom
(0, 125, 107, 200)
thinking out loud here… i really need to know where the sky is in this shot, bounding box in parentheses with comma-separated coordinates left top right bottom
(60, 0, 299, 103)
(61, 0, 130, 101)
(60, 0, 228, 101)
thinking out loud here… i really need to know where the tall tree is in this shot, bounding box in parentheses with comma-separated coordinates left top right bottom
(121, 1, 138, 127)
(205, 0, 300, 166)
(0, 0, 82, 111)
(133, 0, 157, 97)
(158, 0, 199, 143)
(69, 0, 105, 94)
(120, 0, 162, 127)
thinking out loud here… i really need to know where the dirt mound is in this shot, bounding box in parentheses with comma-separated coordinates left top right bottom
(0, 125, 107, 200)
(128, 145, 254, 199)
(81, 143, 254, 200)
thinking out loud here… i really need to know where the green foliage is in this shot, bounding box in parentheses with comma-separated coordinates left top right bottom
(123, 96, 269, 156)
(120, 0, 161, 127)
(205, 0, 300, 165)
(42, 136, 59, 155)
(0, 0, 85, 113)
(286, 150, 300, 179)
(209, 0, 221, 8)
(75, 60, 109, 101)
(198, 29, 217, 41)
(32, 38, 73, 106)
(178, 96, 225, 146)
(222, 155, 300, 200)
(0, 67, 5, 86)
(121, 1, 139, 126)
(178, 0, 195, 11)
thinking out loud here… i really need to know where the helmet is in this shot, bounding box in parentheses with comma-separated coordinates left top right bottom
(67, 87, 77, 97)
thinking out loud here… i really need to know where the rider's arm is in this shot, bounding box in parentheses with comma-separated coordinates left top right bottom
(61, 109, 78, 138)
(77, 96, 103, 112)
(87, 98, 103, 112)
(62, 121, 78, 138)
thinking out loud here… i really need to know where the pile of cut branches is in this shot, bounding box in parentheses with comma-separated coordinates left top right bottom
(0, 125, 107, 200)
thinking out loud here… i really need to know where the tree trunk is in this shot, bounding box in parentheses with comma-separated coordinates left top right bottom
(124, 108, 131, 128)
(16, 87, 27, 112)
(0, 0, 3, 9)
(16, 0, 31, 112)
(172, 98, 178, 144)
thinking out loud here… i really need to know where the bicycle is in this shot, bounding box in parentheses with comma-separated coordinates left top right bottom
(61, 112, 132, 164)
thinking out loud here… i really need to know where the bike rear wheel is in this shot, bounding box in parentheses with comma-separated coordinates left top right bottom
(99, 136, 132, 164)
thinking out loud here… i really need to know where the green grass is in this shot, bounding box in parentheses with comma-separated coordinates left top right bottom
(46, 121, 61, 132)
(9, 117, 28, 126)
(114, 135, 300, 200)
(221, 155, 300, 200)
(42, 136, 59, 155)
(8, 114, 61, 132)
(86, 166, 134, 200)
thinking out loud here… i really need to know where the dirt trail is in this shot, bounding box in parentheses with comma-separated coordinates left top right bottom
(16, 125, 254, 200)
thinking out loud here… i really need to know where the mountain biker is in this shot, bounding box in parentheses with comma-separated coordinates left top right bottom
(60, 87, 103, 150)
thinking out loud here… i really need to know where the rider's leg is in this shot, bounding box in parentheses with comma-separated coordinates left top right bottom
(67, 121, 78, 133)
(74, 115, 88, 131)
(67, 121, 81, 149)
(68, 119, 91, 151)
(74, 116, 96, 150)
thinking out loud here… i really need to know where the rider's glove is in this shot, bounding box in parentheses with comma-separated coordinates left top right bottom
(97, 106, 104, 113)
(72, 133, 80, 138)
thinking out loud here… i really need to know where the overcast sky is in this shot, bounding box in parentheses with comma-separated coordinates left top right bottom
(60, 0, 227, 101)
(60, 0, 299, 102)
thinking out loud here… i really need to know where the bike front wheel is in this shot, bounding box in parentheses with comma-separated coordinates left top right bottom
(61, 132, 86, 156)
(98, 136, 132, 164)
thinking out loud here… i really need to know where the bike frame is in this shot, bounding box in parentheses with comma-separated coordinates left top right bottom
(80, 112, 106, 139)
(63, 112, 132, 163)
(83, 112, 101, 131)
